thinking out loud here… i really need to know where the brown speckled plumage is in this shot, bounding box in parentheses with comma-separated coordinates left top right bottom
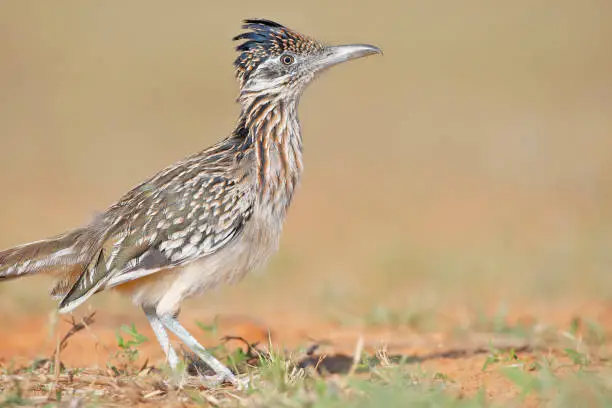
(0, 19, 381, 386)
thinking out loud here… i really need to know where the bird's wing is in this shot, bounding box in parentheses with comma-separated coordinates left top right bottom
(58, 170, 254, 313)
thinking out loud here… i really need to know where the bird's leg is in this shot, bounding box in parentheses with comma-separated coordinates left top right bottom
(143, 307, 179, 369)
(158, 313, 248, 389)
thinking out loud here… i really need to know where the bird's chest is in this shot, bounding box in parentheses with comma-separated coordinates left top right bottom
(240, 203, 285, 271)
(181, 203, 284, 290)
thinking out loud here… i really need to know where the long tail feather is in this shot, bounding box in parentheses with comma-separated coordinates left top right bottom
(0, 230, 84, 280)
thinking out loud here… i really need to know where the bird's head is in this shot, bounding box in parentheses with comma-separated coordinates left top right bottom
(234, 19, 381, 99)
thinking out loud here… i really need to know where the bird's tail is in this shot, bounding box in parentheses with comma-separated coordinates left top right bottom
(0, 230, 84, 280)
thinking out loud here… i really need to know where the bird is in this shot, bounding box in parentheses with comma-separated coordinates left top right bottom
(0, 19, 381, 387)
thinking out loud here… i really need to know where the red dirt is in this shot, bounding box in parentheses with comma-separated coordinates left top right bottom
(2, 300, 611, 404)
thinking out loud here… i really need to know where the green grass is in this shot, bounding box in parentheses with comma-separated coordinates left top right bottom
(3, 315, 612, 407)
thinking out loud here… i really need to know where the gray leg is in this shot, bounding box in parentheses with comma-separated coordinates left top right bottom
(143, 307, 179, 369)
(158, 313, 248, 388)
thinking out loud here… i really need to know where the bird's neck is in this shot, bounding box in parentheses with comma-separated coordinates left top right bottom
(238, 91, 303, 214)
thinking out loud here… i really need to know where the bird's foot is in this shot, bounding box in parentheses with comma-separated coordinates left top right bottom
(202, 371, 249, 390)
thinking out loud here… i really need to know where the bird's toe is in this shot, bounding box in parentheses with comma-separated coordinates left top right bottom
(201, 372, 250, 390)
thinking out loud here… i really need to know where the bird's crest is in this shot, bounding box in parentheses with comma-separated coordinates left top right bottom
(233, 19, 323, 85)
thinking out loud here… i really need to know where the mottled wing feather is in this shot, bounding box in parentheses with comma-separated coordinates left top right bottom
(58, 169, 253, 312)
(114, 174, 254, 278)
(59, 248, 109, 310)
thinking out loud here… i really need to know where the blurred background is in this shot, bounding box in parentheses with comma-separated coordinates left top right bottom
(0, 1, 611, 360)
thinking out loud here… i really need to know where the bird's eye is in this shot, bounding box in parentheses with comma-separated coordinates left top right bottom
(280, 54, 295, 65)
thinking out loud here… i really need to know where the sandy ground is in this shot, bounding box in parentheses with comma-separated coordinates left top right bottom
(2, 298, 611, 405)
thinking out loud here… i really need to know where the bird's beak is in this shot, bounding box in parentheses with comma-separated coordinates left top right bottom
(315, 44, 382, 71)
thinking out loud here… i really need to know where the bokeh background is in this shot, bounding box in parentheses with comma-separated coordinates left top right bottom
(1, 1, 611, 361)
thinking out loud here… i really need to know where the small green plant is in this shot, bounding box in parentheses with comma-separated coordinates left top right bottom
(432, 372, 454, 382)
(568, 317, 606, 346)
(563, 348, 589, 367)
(501, 367, 542, 398)
(257, 345, 291, 391)
(225, 346, 250, 373)
(482, 345, 523, 371)
(115, 323, 149, 364)
(196, 316, 219, 337)
(500, 356, 612, 406)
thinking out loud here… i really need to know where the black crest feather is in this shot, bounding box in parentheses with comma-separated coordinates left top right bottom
(233, 19, 323, 84)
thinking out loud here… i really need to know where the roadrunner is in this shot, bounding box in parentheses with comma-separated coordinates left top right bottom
(0, 19, 380, 386)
